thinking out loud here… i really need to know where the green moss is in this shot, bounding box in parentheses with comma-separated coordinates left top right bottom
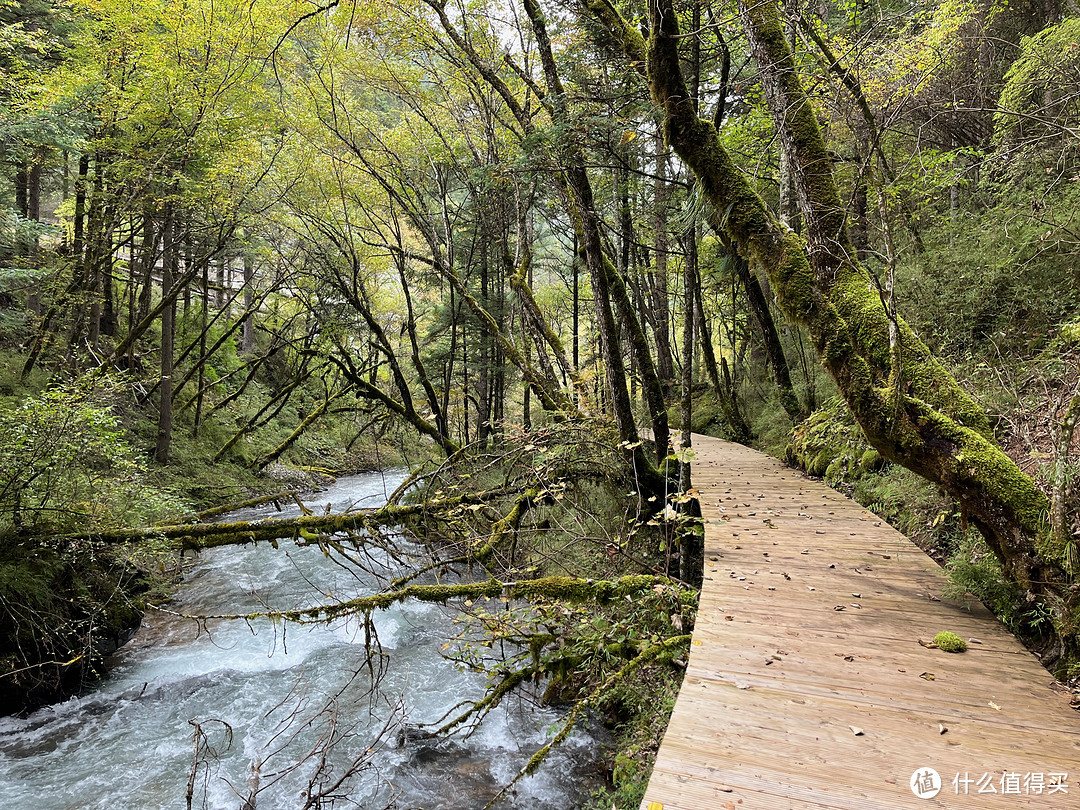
(933, 631, 967, 653)
(859, 449, 882, 471)
(789, 396, 880, 486)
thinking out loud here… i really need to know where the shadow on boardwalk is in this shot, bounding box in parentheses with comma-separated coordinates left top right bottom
(643, 435, 1080, 810)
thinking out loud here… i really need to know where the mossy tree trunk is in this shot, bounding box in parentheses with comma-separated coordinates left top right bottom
(585, 0, 1076, 664)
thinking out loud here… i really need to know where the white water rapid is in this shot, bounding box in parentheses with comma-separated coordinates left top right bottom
(0, 471, 601, 809)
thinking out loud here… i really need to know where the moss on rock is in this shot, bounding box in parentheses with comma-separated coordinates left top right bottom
(788, 396, 882, 485)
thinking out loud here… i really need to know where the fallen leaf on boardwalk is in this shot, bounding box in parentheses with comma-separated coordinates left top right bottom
(807, 586, 815, 591)
(693, 640, 703, 645)
(724, 615, 734, 621)
(647, 803, 664, 810)
(834, 605, 846, 611)
(939, 724, 948, 735)
(918, 639, 936, 648)
(850, 726, 865, 736)
(988, 701, 1001, 711)
(920, 672, 936, 681)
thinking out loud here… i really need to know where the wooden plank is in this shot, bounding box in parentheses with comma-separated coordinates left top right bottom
(641, 435, 1080, 810)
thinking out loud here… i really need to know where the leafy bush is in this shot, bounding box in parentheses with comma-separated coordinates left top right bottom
(0, 380, 168, 534)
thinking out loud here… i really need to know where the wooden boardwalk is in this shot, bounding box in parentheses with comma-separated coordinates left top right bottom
(642, 435, 1080, 809)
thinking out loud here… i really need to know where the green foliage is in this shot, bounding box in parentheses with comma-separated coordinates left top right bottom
(996, 18, 1080, 151)
(897, 187, 1080, 354)
(583, 667, 681, 809)
(448, 583, 692, 810)
(944, 533, 1024, 628)
(0, 380, 171, 534)
(0, 538, 149, 712)
(933, 630, 968, 652)
(787, 396, 884, 482)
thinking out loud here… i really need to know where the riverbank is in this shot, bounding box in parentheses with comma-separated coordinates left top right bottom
(0, 471, 609, 809)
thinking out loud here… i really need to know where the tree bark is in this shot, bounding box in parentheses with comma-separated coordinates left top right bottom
(156, 203, 177, 464)
(586, 0, 1072, 654)
(650, 135, 676, 386)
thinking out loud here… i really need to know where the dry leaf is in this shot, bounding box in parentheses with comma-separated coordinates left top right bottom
(988, 701, 1001, 711)
(850, 726, 865, 736)
(920, 672, 936, 681)
(939, 724, 948, 735)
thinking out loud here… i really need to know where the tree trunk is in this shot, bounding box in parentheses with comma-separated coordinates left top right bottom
(693, 235, 753, 443)
(587, 0, 1074, 661)
(727, 243, 805, 423)
(25, 152, 43, 314)
(650, 135, 676, 386)
(678, 222, 704, 586)
(242, 253, 255, 353)
(156, 203, 177, 464)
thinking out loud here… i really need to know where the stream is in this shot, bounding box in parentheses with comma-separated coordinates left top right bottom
(0, 471, 602, 809)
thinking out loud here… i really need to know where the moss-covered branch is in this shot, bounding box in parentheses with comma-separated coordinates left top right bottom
(51, 486, 527, 548)
(389, 488, 538, 588)
(167, 490, 297, 525)
(159, 574, 690, 623)
(253, 384, 353, 471)
(585, 0, 1074, 662)
(483, 632, 692, 809)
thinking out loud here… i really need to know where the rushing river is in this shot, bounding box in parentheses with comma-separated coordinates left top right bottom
(0, 471, 601, 809)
